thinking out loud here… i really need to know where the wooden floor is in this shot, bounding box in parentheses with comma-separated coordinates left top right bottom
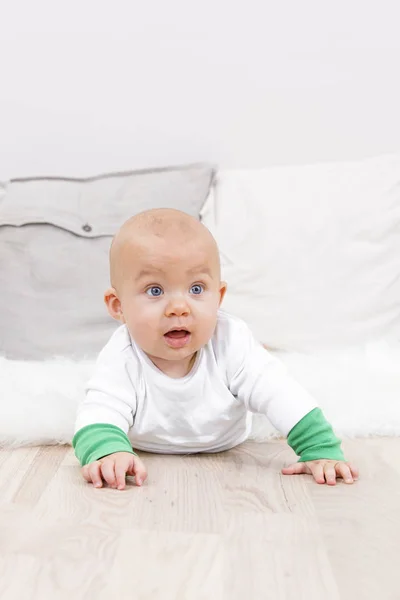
(0, 439, 399, 600)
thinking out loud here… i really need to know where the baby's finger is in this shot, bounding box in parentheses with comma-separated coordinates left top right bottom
(324, 464, 337, 486)
(100, 460, 117, 488)
(281, 462, 307, 476)
(336, 463, 354, 484)
(115, 460, 129, 490)
(82, 465, 91, 483)
(348, 463, 359, 480)
(87, 462, 103, 488)
(309, 462, 326, 484)
(127, 455, 148, 486)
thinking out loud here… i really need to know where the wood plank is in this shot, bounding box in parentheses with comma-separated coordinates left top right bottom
(0, 447, 40, 503)
(222, 442, 340, 600)
(106, 530, 224, 600)
(309, 438, 400, 600)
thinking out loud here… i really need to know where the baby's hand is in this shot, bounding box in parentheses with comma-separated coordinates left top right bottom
(282, 459, 359, 485)
(82, 452, 147, 490)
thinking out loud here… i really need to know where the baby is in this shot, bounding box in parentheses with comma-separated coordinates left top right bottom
(73, 208, 358, 490)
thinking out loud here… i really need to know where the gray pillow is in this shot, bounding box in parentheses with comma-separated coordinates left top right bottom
(0, 163, 215, 359)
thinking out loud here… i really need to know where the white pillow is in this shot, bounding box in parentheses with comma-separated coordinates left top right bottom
(202, 155, 400, 351)
(2, 342, 400, 447)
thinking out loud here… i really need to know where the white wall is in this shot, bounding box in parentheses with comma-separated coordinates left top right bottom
(1, 0, 400, 178)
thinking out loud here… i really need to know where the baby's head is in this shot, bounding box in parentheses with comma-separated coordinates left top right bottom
(105, 208, 226, 373)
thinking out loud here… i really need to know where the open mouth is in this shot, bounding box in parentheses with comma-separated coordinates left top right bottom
(164, 329, 191, 349)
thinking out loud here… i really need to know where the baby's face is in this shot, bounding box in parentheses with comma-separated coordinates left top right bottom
(112, 234, 226, 366)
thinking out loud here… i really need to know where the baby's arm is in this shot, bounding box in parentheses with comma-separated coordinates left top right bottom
(225, 318, 358, 484)
(73, 354, 147, 489)
(282, 408, 358, 484)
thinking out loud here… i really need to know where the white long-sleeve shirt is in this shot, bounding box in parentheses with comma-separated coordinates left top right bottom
(75, 311, 318, 454)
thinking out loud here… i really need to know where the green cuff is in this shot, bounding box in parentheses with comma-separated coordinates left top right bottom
(72, 423, 136, 466)
(287, 408, 345, 462)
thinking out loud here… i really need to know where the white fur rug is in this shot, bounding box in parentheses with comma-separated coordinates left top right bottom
(1, 342, 400, 447)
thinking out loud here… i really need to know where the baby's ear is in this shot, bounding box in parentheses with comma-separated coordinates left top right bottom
(218, 281, 227, 306)
(104, 288, 125, 323)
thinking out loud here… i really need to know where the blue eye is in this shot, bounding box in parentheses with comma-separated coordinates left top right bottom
(146, 286, 163, 297)
(190, 284, 204, 295)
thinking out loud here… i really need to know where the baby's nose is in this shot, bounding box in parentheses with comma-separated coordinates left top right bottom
(165, 296, 190, 317)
